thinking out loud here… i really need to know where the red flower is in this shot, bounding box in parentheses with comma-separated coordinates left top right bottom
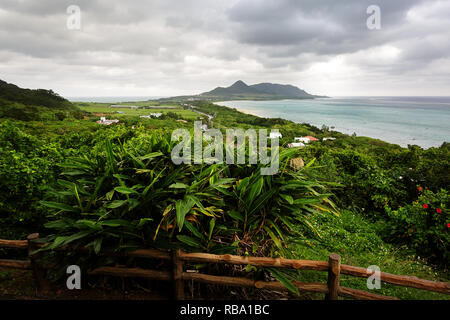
(409, 229, 413, 233)
(436, 208, 442, 213)
(417, 186, 423, 192)
(447, 223, 450, 229)
(422, 204, 428, 209)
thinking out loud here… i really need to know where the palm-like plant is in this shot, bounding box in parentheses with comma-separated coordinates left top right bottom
(40, 131, 338, 294)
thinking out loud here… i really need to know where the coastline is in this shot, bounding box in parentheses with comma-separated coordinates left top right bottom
(216, 98, 450, 149)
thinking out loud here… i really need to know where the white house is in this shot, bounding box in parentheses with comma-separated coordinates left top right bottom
(96, 117, 119, 125)
(294, 137, 310, 143)
(323, 137, 336, 141)
(288, 142, 305, 148)
(269, 132, 283, 139)
(294, 136, 319, 143)
(140, 113, 163, 119)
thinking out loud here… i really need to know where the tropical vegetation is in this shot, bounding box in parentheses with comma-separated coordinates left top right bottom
(0, 81, 448, 299)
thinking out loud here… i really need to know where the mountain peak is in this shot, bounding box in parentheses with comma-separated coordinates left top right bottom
(200, 80, 322, 100)
(230, 80, 248, 88)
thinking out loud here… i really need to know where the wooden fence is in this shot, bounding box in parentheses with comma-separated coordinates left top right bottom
(1, 233, 449, 300)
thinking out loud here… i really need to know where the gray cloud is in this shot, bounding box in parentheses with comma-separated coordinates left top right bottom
(228, 0, 422, 52)
(0, 0, 448, 97)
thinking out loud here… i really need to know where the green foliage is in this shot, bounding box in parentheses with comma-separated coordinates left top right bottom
(0, 94, 448, 297)
(0, 79, 84, 121)
(40, 132, 336, 262)
(381, 189, 449, 265)
(304, 138, 449, 218)
(161, 111, 181, 120)
(0, 79, 72, 109)
(0, 122, 66, 238)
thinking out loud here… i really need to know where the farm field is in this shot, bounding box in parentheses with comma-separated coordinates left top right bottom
(76, 103, 200, 119)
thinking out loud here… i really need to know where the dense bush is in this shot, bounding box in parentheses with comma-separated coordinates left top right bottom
(0, 122, 65, 238)
(304, 138, 449, 217)
(381, 189, 449, 265)
(40, 131, 336, 259)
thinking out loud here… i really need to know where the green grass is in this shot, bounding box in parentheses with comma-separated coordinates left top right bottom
(290, 209, 449, 300)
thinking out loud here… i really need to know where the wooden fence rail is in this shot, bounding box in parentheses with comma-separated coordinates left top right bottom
(1, 233, 449, 300)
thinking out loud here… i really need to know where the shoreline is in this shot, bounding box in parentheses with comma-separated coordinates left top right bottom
(215, 99, 449, 149)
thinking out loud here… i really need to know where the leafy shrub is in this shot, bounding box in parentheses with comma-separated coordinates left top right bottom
(382, 188, 449, 265)
(40, 131, 337, 260)
(0, 122, 65, 238)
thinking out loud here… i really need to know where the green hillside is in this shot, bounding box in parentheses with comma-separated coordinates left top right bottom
(0, 80, 82, 121)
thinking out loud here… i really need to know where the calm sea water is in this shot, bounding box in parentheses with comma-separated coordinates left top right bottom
(218, 97, 450, 149)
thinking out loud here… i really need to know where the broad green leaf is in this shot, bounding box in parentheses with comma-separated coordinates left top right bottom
(185, 194, 205, 210)
(63, 230, 93, 245)
(176, 235, 204, 249)
(184, 220, 205, 240)
(267, 268, 299, 296)
(280, 194, 294, 205)
(93, 238, 102, 255)
(40, 201, 78, 213)
(228, 210, 244, 222)
(100, 219, 131, 227)
(176, 197, 195, 231)
(208, 218, 216, 241)
(105, 139, 117, 174)
(248, 189, 276, 216)
(106, 200, 127, 209)
(264, 226, 283, 251)
(49, 236, 68, 249)
(76, 219, 102, 231)
(169, 183, 189, 189)
(114, 186, 139, 195)
(106, 190, 115, 200)
(247, 176, 264, 206)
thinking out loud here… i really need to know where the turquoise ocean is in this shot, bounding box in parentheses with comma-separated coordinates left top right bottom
(218, 97, 450, 149)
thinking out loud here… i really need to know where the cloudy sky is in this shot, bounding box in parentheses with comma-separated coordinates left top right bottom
(0, 0, 449, 97)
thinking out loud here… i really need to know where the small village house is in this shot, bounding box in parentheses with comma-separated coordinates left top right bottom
(96, 117, 119, 125)
(140, 113, 163, 118)
(288, 142, 305, 148)
(294, 136, 319, 143)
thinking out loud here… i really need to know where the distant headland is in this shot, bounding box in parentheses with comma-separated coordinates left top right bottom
(159, 80, 327, 102)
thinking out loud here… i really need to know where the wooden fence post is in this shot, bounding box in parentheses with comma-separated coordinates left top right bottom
(27, 233, 49, 293)
(325, 253, 341, 300)
(172, 249, 184, 300)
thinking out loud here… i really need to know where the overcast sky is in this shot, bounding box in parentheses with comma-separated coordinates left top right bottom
(0, 0, 449, 97)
